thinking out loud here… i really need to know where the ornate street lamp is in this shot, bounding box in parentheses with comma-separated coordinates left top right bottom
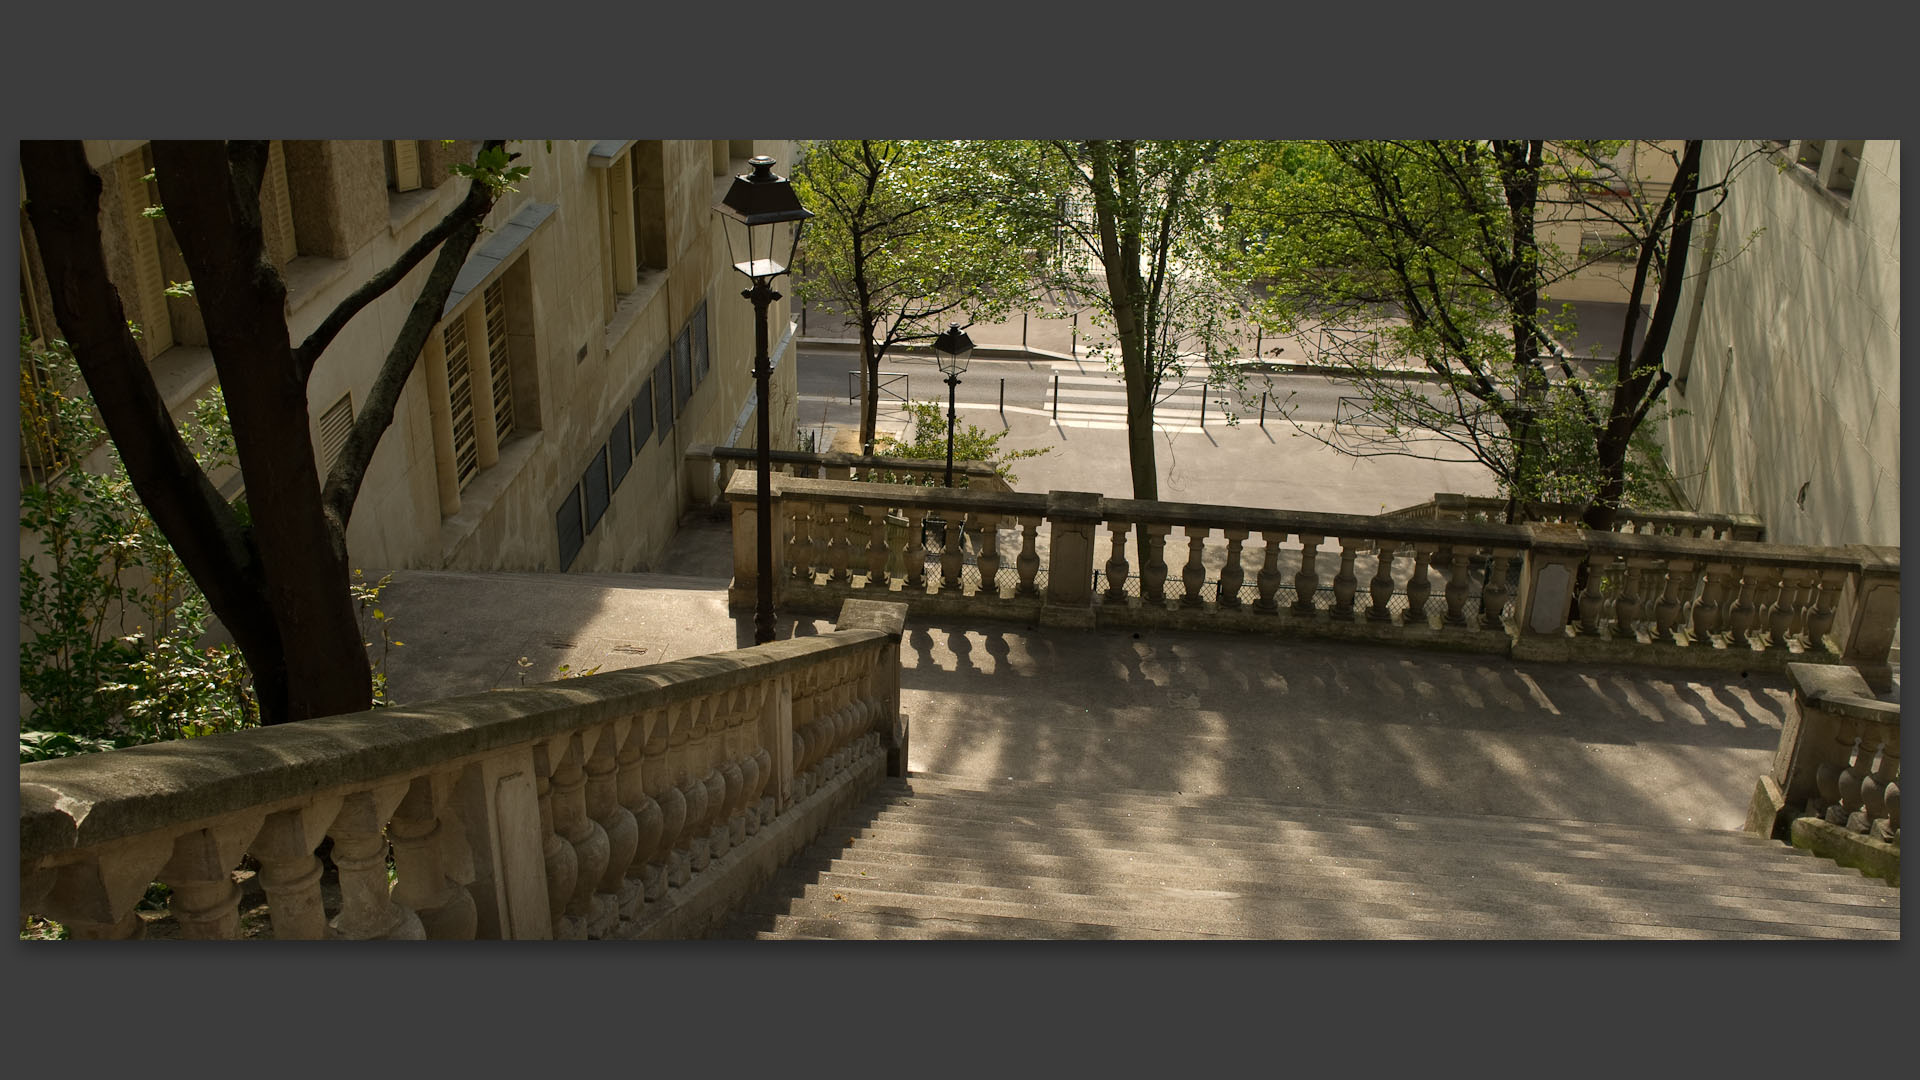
(929, 323, 974, 488)
(716, 155, 812, 645)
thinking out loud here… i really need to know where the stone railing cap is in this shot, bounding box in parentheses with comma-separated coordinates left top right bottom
(835, 599, 909, 639)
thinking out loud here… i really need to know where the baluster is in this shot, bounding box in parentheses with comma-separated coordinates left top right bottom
(1016, 516, 1041, 596)
(1367, 541, 1396, 622)
(553, 732, 613, 936)
(584, 722, 640, 922)
(1692, 564, 1731, 643)
(1576, 556, 1608, 635)
(939, 513, 965, 594)
(618, 711, 665, 910)
(785, 501, 811, 582)
(1859, 740, 1892, 837)
(864, 506, 889, 587)
(1180, 525, 1208, 608)
(1828, 736, 1871, 828)
(716, 691, 748, 852)
(1104, 520, 1132, 603)
(1652, 559, 1685, 642)
(388, 772, 478, 940)
(1441, 546, 1471, 627)
(825, 501, 852, 584)
(1805, 569, 1844, 650)
(34, 838, 175, 940)
(329, 784, 425, 940)
(1140, 524, 1170, 603)
(732, 689, 762, 838)
(699, 698, 730, 862)
(1612, 558, 1644, 640)
(1329, 539, 1357, 620)
(251, 799, 342, 940)
(1764, 566, 1794, 649)
(1405, 545, 1434, 628)
(1255, 532, 1285, 613)
(159, 816, 264, 940)
(1480, 551, 1513, 632)
(1725, 564, 1757, 645)
(1873, 766, 1899, 844)
(975, 513, 1002, 598)
(670, 702, 707, 883)
(904, 508, 929, 591)
(791, 667, 817, 798)
(1218, 529, 1249, 610)
(643, 708, 683, 897)
(1293, 534, 1323, 615)
(1781, 569, 1814, 643)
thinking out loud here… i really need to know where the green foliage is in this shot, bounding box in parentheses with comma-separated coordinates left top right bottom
(352, 570, 403, 707)
(876, 400, 1049, 486)
(18, 335, 259, 760)
(449, 143, 531, 196)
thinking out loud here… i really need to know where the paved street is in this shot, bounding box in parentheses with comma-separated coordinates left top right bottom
(796, 345, 1496, 515)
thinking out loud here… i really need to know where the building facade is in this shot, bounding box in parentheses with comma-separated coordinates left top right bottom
(1657, 139, 1899, 548)
(18, 139, 802, 575)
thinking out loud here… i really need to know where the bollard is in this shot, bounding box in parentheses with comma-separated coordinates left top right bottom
(1200, 390, 1206, 427)
(1255, 328, 1261, 359)
(1071, 312, 1078, 357)
(1053, 375, 1059, 420)
(999, 377, 1005, 419)
(1260, 391, 1266, 428)
(1022, 313, 1028, 349)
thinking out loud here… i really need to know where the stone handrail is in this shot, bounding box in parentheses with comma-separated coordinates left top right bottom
(1381, 493, 1766, 542)
(685, 443, 1006, 509)
(725, 472, 1898, 686)
(20, 600, 911, 940)
(1745, 664, 1899, 882)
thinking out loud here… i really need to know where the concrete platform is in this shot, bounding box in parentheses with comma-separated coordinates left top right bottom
(373, 560, 1801, 834)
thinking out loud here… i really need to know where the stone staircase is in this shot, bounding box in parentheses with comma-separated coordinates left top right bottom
(720, 772, 1900, 940)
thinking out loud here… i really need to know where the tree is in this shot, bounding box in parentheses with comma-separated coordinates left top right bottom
(20, 139, 523, 725)
(978, 140, 1245, 502)
(1227, 139, 1763, 528)
(792, 140, 1032, 454)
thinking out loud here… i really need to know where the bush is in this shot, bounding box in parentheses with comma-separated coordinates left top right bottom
(875, 400, 1049, 486)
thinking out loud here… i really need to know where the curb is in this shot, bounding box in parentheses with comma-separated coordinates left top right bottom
(797, 337, 1446, 384)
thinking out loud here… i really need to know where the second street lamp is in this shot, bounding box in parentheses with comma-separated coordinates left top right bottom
(930, 323, 975, 488)
(715, 155, 812, 645)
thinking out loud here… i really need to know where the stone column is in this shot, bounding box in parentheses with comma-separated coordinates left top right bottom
(1040, 491, 1103, 628)
(1836, 545, 1901, 692)
(1512, 526, 1588, 660)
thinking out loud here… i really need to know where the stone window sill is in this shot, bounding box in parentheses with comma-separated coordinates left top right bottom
(439, 428, 544, 566)
(602, 270, 668, 356)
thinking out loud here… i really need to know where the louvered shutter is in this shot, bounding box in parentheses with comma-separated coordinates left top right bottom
(484, 279, 514, 443)
(445, 317, 479, 487)
(318, 393, 355, 472)
(391, 140, 421, 192)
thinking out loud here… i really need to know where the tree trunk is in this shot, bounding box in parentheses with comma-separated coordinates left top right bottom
(148, 142, 372, 724)
(1089, 140, 1159, 502)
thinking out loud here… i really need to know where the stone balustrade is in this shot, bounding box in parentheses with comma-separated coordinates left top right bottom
(1383, 493, 1766, 542)
(19, 600, 910, 940)
(726, 472, 1899, 685)
(1746, 663, 1900, 884)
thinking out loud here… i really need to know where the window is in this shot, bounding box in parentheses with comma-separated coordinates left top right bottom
(434, 256, 529, 496)
(690, 300, 709, 384)
(610, 412, 633, 489)
(1578, 230, 1638, 263)
(672, 326, 692, 412)
(654, 354, 675, 440)
(556, 486, 584, 570)
(1786, 139, 1867, 199)
(594, 140, 670, 322)
(583, 446, 610, 533)
(632, 379, 655, 449)
(115, 147, 174, 358)
(257, 140, 299, 272)
(317, 392, 354, 473)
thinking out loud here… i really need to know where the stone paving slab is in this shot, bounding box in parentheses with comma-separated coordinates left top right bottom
(374, 564, 1803, 834)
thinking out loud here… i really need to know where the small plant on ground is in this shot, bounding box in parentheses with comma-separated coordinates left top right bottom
(875, 400, 1049, 486)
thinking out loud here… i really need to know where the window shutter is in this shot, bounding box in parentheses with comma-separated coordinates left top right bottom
(118, 150, 173, 357)
(391, 140, 421, 192)
(484, 279, 514, 443)
(445, 317, 479, 487)
(318, 392, 355, 472)
(259, 141, 297, 271)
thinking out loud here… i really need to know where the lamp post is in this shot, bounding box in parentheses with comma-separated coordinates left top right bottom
(715, 155, 812, 645)
(930, 323, 974, 488)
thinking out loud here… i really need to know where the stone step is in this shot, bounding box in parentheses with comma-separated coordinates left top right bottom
(755, 856, 1898, 937)
(819, 791, 1894, 901)
(723, 774, 1899, 940)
